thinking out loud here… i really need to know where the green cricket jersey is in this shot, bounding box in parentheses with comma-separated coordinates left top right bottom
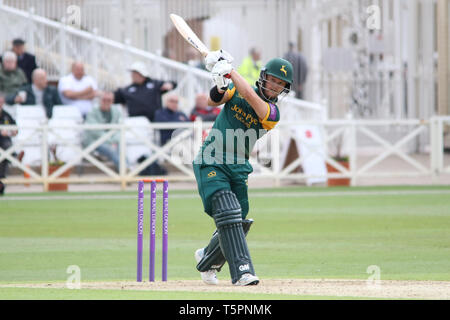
(194, 83, 280, 170)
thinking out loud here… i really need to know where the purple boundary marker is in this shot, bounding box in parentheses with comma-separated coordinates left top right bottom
(149, 181, 157, 282)
(162, 180, 169, 281)
(136, 180, 144, 282)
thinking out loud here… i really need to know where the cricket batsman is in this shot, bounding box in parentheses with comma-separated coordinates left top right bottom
(193, 50, 293, 286)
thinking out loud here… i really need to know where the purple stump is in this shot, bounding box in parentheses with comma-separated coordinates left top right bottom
(162, 180, 169, 281)
(136, 180, 144, 282)
(149, 181, 157, 282)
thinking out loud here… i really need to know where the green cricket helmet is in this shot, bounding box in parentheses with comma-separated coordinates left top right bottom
(264, 58, 293, 85)
(257, 58, 293, 103)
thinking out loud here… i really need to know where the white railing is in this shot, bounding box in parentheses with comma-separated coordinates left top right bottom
(1, 117, 449, 190)
(0, 3, 211, 112)
(0, 3, 326, 120)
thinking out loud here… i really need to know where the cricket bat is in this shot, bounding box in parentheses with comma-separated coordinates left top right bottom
(170, 13, 210, 57)
(170, 13, 231, 78)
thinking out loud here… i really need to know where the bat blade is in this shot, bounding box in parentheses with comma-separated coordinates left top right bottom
(170, 13, 210, 57)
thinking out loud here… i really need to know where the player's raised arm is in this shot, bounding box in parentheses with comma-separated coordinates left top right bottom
(210, 58, 293, 120)
(229, 68, 268, 119)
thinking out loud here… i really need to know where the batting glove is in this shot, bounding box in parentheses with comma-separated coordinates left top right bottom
(205, 49, 234, 72)
(211, 60, 233, 89)
(212, 74, 231, 90)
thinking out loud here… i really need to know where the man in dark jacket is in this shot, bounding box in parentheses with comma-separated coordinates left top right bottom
(12, 38, 38, 84)
(154, 93, 189, 146)
(6, 69, 62, 118)
(114, 61, 177, 122)
(283, 42, 308, 99)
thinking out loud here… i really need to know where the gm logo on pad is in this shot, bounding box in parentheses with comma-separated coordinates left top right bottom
(239, 264, 250, 271)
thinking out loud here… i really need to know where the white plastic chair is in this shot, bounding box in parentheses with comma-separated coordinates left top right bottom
(48, 106, 83, 165)
(124, 116, 153, 166)
(48, 118, 82, 164)
(3, 104, 16, 119)
(51, 105, 83, 123)
(16, 105, 47, 120)
(13, 106, 47, 166)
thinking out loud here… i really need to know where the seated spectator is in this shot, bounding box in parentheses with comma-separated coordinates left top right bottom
(0, 51, 27, 96)
(6, 68, 62, 118)
(83, 92, 123, 172)
(0, 93, 19, 195)
(114, 61, 177, 122)
(58, 61, 98, 119)
(189, 93, 221, 121)
(154, 93, 189, 146)
(11, 38, 38, 84)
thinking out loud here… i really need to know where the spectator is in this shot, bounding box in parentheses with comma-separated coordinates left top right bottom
(114, 61, 177, 122)
(83, 92, 122, 172)
(11, 38, 38, 83)
(154, 93, 189, 146)
(58, 61, 98, 119)
(189, 93, 220, 122)
(6, 68, 62, 118)
(0, 51, 27, 96)
(0, 93, 19, 195)
(283, 41, 308, 99)
(237, 47, 262, 86)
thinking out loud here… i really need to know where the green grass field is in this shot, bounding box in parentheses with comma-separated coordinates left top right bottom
(0, 185, 449, 299)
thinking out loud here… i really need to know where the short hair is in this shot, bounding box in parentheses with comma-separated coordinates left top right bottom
(32, 68, 46, 80)
(71, 61, 85, 68)
(12, 38, 25, 46)
(2, 51, 17, 62)
(100, 91, 114, 100)
(250, 47, 261, 55)
(163, 92, 179, 105)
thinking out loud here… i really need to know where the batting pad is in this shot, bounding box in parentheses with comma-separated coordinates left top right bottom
(197, 219, 254, 272)
(217, 221, 256, 284)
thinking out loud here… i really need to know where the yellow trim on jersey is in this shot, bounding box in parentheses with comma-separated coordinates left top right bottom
(260, 103, 271, 122)
(226, 86, 236, 100)
(259, 103, 277, 131)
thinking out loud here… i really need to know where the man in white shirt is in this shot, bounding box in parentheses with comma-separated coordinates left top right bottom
(58, 62, 98, 118)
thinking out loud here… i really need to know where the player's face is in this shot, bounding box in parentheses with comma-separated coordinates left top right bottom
(263, 75, 287, 99)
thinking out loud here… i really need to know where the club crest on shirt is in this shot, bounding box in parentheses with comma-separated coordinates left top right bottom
(207, 171, 216, 178)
